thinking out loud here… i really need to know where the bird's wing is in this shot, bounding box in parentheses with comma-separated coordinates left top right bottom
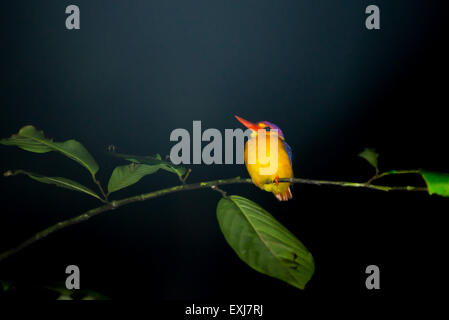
(283, 141, 293, 166)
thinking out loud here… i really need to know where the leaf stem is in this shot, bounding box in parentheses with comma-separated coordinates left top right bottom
(0, 175, 427, 262)
(210, 185, 228, 198)
(93, 177, 109, 202)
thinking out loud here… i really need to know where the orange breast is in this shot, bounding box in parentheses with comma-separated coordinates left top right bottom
(244, 133, 293, 197)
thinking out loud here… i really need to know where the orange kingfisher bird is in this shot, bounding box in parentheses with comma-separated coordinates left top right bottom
(235, 115, 293, 201)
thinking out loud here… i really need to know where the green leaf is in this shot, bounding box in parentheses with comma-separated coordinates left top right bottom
(109, 151, 186, 178)
(0, 280, 11, 292)
(0, 126, 99, 177)
(80, 290, 109, 300)
(216, 195, 314, 290)
(421, 170, 449, 197)
(107, 163, 161, 194)
(4, 170, 103, 201)
(358, 148, 379, 172)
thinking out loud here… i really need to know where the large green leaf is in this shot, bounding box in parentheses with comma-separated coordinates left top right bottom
(358, 148, 379, 172)
(109, 152, 186, 178)
(107, 163, 162, 194)
(0, 126, 99, 177)
(4, 170, 103, 201)
(421, 170, 449, 197)
(216, 195, 314, 289)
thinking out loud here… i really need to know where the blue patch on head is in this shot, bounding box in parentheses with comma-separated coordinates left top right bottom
(259, 121, 285, 139)
(283, 141, 293, 165)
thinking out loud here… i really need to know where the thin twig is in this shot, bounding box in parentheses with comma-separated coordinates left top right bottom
(179, 168, 192, 184)
(366, 169, 421, 185)
(0, 176, 427, 262)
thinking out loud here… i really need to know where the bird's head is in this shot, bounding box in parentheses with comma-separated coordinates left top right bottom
(235, 115, 285, 140)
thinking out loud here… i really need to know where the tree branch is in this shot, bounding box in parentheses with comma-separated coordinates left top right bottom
(0, 176, 427, 262)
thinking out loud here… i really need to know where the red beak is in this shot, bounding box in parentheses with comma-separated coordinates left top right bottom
(235, 115, 259, 131)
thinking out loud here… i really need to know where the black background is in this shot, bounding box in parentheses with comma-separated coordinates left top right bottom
(0, 0, 447, 309)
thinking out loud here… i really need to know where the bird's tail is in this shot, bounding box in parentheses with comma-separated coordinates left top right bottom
(274, 187, 293, 201)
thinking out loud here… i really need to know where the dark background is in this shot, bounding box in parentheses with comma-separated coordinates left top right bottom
(0, 0, 447, 306)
